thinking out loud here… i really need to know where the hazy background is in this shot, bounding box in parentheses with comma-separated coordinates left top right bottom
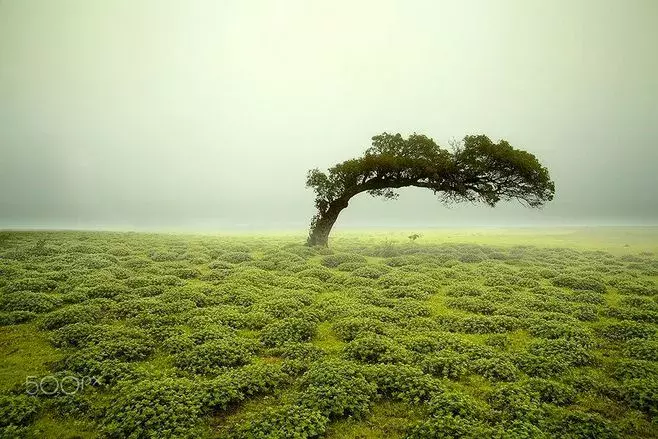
(1, 0, 657, 231)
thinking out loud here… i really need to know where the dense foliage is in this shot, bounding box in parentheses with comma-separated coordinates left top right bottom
(0, 231, 656, 438)
(306, 133, 555, 245)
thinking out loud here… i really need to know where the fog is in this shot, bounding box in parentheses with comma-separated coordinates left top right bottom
(1, 0, 657, 231)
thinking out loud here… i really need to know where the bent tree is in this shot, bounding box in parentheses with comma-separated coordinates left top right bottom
(305, 133, 555, 246)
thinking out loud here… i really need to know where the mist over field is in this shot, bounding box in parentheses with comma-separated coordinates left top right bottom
(1, 0, 657, 230)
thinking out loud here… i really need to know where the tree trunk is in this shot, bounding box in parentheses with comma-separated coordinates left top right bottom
(306, 199, 349, 246)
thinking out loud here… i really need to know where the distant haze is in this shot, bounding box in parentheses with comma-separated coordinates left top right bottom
(1, 0, 657, 230)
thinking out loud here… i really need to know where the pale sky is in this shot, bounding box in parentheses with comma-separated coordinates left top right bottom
(1, 0, 657, 230)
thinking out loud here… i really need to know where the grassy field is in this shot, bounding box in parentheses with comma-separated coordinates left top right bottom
(0, 228, 657, 438)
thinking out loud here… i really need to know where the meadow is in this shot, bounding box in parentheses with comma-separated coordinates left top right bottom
(0, 228, 657, 438)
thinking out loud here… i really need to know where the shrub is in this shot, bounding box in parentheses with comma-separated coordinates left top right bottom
(175, 338, 255, 374)
(0, 292, 62, 313)
(51, 323, 104, 347)
(392, 298, 431, 319)
(260, 318, 316, 347)
(407, 415, 493, 439)
(446, 297, 496, 315)
(571, 291, 606, 305)
(352, 265, 389, 279)
(571, 304, 599, 322)
(514, 353, 569, 377)
(623, 378, 658, 417)
(489, 420, 550, 439)
(298, 360, 376, 418)
(443, 315, 521, 334)
(255, 296, 308, 320)
(541, 407, 620, 439)
(444, 283, 486, 298)
(320, 253, 367, 268)
(40, 304, 102, 330)
(103, 378, 206, 438)
(336, 261, 367, 272)
(425, 391, 489, 419)
(614, 279, 657, 296)
(0, 311, 36, 325)
(526, 319, 594, 342)
(297, 267, 334, 282)
(95, 327, 156, 362)
(343, 334, 410, 364)
(598, 321, 656, 342)
(621, 338, 658, 361)
(222, 251, 252, 264)
(527, 338, 594, 367)
(4, 278, 58, 293)
(421, 351, 470, 380)
(86, 282, 130, 299)
(552, 275, 606, 294)
(473, 357, 519, 382)
(609, 359, 658, 381)
(364, 364, 442, 403)
(488, 384, 543, 422)
(231, 404, 328, 439)
(332, 317, 385, 342)
(273, 342, 325, 362)
(0, 394, 41, 429)
(228, 363, 290, 398)
(399, 334, 445, 355)
(484, 334, 512, 350)
(524, 378, 576, 406)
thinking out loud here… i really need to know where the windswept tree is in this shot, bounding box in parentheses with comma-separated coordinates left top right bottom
(305, 133, 555, 246)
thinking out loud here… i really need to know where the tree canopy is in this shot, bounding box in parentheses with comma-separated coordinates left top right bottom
(306, 133, 555, 246)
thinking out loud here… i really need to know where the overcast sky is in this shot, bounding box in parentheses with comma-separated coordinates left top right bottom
(1, 0, 656, 230)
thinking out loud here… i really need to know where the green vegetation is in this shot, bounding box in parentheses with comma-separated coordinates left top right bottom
(0, 228, 657, 438)
(306, 133, 554, 246)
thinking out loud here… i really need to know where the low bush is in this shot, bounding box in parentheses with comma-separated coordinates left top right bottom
(0, 292, 62, 313)
(364, 364, 442, 403)
(541, 407, 620, 439)
(472, 357, 519, 381)
(230, 404, 328, 439)
(527, 338, 594, 367)
(421, 351, 470, 380)
(523, 378, 576, 406)
(406, 415, 494, 439)
(623, 377, 658, 417)
(514, 352, 569, 377)
(260, 318, 316, 347)
(332, 317, 385, 342)
(621, 338, 658, 361)
(320, 253, 367, 268)
(228, 363, 291, 398)
(0, 394, 41, 429)
(40, 304, 103, 330)
(103, 378, 206, 438)
(608, 359, 658, 381)
(488, 383, 543, 422)
(0, 310, 36, 325)
(343, 333, 410, 364)
(298, 360, 376, 418)
(551, 274, 606, 294)
(598, 321, 656, 342)
(425, 391, 489, 419)
(222, 251, 252, 264)
(175, 338, 255, 374)
(352, 265, 389, 279)
(4, 278, 58, 293)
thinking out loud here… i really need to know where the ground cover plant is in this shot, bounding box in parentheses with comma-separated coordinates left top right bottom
(0, 229, 657, 438)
